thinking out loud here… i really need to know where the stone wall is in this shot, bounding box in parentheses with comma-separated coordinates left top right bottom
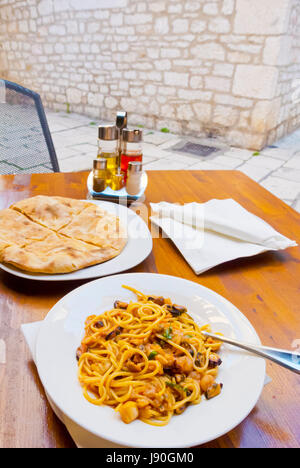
(0, 0, 299, 150)
(270, 0, 300, 145)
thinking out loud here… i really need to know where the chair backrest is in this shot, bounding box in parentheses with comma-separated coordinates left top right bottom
(0, 80, 59, 174)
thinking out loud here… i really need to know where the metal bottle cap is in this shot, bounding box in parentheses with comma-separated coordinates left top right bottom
(122, 128, 143, 143)
(93, 158, 107, 170)
(98, 124, 118, 140)
(128, 161, 143, 173)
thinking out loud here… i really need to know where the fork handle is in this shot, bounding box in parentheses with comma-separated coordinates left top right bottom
(202, 331, 300, 375)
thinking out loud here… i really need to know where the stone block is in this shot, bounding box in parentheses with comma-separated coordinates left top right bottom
(155, 59, 171, 71)
(227, 51, 251, 63)
(154, 17, 169, 34)
(66, 88, 82, 105)
(54, 0, 127, 12)
(193, 102, 212, 122)
(251, 99, 281, 133)
(227, 43, 261, 54)
(158, 86, 177, 96)
(233, 65, 279, 100)
(178, 89, 205, 100)
(145, 84, 157, 96)
(237, 163, 271, 182)
(190, 20, 206, 33)
(120, 97, 139, 112)
(172, 19, 189, 33)
(222, 0, 235, 15)
(184, 1, 202, 11)
(19, 21, 28, 33)
(160, 104, 176, 119)
(246, 155, 283, 170)
(149, 2, 166, 13)
(105, 96, 118, 109)
(168, 4, 183, 13)
(205, 76, 231, 92)
(190, 76, 204, 89)
(263, 35, 293, 66)
(164, 72, 189, 87)
(110, 13, 123, 27)
(38, 0, 53, 15)
(191, 42, 225, 61)
(125, 14, 152, 25)
(234, 0, 291, 35)
(213, 105, 239, 127)
(213, 63, 234, 77)
(261, 176, 300, 200)
(208, 17, 230, 34)
(203, 3, 219, 15)
(87, 23, 100, 33)
(161, 48, 180, 58)
(49, 24, 66, 35)
(227, 130, 266, 150)
(54, 43, 65, 54)
(87, 93, 104, 106)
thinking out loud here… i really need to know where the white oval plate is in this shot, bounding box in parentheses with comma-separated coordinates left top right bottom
(35, 273, 265, 448)
(0, 200, 152, 281)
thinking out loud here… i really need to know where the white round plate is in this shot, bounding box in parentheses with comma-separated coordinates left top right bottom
(35, 273, 266, 448)
(87, 170, 148, 201)
(0, 200, 152, 281)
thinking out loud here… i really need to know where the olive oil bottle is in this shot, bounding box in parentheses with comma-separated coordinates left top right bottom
(97, 124, 118, 186)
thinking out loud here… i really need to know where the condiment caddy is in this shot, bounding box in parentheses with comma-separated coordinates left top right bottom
(87, 111, 147, 202)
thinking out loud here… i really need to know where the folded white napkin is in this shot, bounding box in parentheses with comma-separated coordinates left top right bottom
(150, 199, 297, 275)
(21, 322, 123, 449)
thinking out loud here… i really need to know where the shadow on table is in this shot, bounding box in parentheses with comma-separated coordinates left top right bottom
(198, 250, 297, 278)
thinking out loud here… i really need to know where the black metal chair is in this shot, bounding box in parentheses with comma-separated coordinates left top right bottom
(0, 79, 59, 174)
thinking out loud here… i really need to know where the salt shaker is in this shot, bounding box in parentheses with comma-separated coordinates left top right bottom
(126, 161, 143, 196)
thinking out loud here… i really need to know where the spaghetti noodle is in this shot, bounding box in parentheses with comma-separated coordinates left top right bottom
(77, 286, 223, 426)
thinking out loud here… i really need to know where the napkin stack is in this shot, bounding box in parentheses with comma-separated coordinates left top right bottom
(150, 199, 297, 275)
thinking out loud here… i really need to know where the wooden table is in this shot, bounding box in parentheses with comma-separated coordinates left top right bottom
(0, 170, 299, 448)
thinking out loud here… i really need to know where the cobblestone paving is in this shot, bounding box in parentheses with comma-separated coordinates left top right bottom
(46, 109, 300, 212)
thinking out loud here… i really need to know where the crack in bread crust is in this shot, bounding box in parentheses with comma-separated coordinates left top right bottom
(1, 196, 128, 274)
(10, 195, 90, 232)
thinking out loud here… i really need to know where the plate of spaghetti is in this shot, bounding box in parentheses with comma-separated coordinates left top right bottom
(35, 273, 266, 448)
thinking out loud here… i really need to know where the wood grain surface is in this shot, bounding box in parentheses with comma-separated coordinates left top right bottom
(0, 170, 299, 448)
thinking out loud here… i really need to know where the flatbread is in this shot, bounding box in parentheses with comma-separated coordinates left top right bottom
(0, 196, 128, 274)
(2, 233, 121, 274)
(59, 203, 127, 250)
(0, 209, 49, 251)
(0, 237, 12, 255)
(10, 195, 89, 231)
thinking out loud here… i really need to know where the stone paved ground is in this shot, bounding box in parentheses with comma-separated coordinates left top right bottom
(46, 109, 300, 212)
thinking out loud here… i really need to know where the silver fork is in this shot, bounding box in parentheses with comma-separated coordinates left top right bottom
(202, 331, 300, 374)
